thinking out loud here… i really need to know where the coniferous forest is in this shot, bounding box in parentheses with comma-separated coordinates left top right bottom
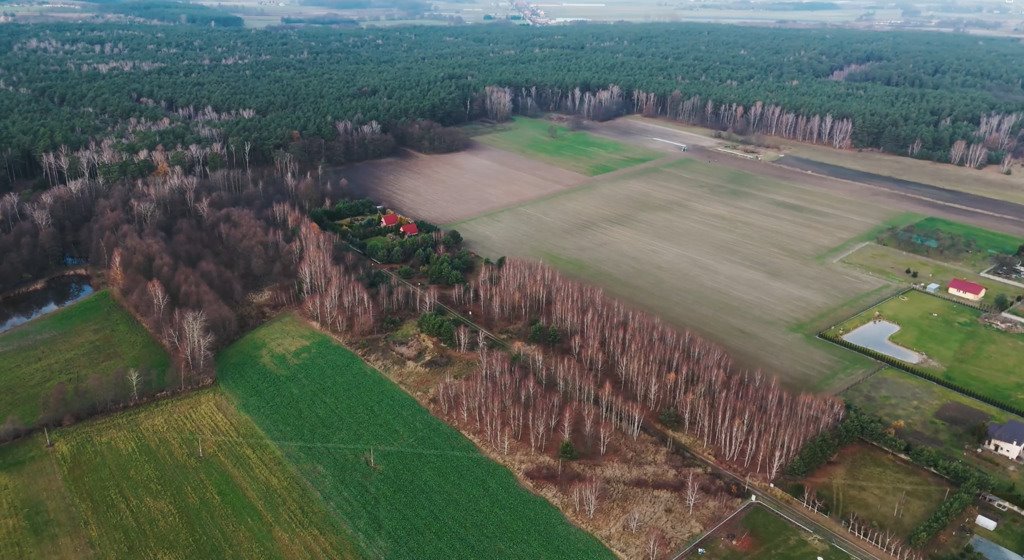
(1, 21, 1023, 186)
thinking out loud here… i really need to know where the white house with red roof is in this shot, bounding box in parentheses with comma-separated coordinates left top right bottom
(381, 213, 399, 227)
(400, 223, 419, 236)
(948, 278, 986, 302)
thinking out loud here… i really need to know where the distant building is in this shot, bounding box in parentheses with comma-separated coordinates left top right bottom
(381, 213, 399, 227)
(400, 223, 419, 236)
(948, 278, 986, 301)
(985, 420, 1024, 461)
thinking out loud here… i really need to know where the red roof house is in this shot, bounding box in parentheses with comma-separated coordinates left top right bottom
(400, 223, 419, 236)
(381, 213, 399, 227)
(947, 278, 986, 301)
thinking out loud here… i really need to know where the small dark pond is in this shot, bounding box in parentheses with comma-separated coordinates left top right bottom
(0, 274, 94, 334)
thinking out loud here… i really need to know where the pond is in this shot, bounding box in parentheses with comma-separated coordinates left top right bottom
(0, 274, 94, 334)
(841, 320, 923, 364)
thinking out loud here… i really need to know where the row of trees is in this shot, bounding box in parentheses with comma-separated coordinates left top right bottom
(3, 21, 1023, 186)
(446, 259, 846, 478)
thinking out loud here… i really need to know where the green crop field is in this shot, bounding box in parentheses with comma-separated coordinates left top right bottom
(0, 390, 356, 560)
(472, 117, 659, 175)
(828, 290, 1024, 409)
(218, 314, 613, 560)
(805, 443, 951, 538)
(700, 505, 846, 559)
(0, 291, 170, 425)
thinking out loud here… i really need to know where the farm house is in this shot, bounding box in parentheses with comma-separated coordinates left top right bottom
(947, 278, 986, 301)
(400, 223, 419, 236)
(381, 213, 399, 227)
(985, 420, 1024, 461)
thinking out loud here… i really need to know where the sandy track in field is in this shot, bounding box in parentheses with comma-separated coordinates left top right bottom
(331, 143, 588, 224)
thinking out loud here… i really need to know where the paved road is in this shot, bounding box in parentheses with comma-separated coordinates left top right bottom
(776, 155, 1024, 225)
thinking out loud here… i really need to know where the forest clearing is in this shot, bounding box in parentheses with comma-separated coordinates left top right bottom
(827, 290, 1024, 411)
(0, 390, 356, 560)
(451, 157, 892, 391)
(335, 143, 587, 224)
(800, 443, 952, 540)
(217, 315, 616, 560)
(0, 290, 170, 427)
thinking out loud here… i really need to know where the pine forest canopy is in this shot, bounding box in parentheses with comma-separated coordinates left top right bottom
(1, 21, 1023, 182)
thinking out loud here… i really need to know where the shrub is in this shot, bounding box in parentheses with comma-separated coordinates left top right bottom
(559, 440, 578, 460)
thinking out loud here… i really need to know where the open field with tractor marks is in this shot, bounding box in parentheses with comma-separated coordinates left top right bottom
(697, 504, 849, 560)
(0, 290, 170, 426)
(453, 157, 895, 390)
(803, 443, 952, 539)
(217, 314, 614, 560)
(470, 117, 661, 176)
(0, 389, 356, 560)
(827, 290, 1024, 411)
(335, 143, 588, 224)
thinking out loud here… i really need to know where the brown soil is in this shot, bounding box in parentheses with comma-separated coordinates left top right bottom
(934, 401, 992, 427)
(332, 143, 587, 224)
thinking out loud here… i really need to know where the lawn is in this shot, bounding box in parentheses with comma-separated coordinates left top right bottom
(217, 314, 614, 560)
(876, 216, 1024, 270)
(842, 243, 1021, 307)
(454, 157, 892, 391)
(0, 290, 170, 425)
(472, 117, 660, 176)
(843, 369, 1024, 516)
(804, 443, 951, 538)
(0, 390, 356, 560)
(829, 290, 1024, 410)
(700, 505, 847, 560)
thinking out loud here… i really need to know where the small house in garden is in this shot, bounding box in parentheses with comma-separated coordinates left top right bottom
(400, 223, 419, 236)
(947, 278, 986, 302)
(381, 213, 399, 227)
(985, 420, 1024, 461)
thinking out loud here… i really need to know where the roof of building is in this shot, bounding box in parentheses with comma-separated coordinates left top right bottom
(949, 278, 986, 296)
(381, 213, 399, 226)
(400, 222, 419, 235)
(926, 283, 941, 293)
(989, 420, 1024, 445)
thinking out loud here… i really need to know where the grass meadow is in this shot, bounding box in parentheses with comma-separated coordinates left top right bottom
(842, 243, 1020, 307)
(472, 117, 659, 176)
(804, 443, 951, 539)
(830, 290, 1024, 410)
(0, 291, 170, 425)
(217, 314, 614, 560)
(0, 390, 356, 559)
(700, 505, 847, 560)
(454, 157, 894, 390)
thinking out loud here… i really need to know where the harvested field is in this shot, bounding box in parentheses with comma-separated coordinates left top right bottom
(0, 390, 357, 560)
(333, 144, 587, 223)
(804, 443, 951, 539)
(454, 158, 894, 390)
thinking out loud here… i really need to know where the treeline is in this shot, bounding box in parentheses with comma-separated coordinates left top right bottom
(2, 21, 1023, 185)
(0, 152, 344, 439)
